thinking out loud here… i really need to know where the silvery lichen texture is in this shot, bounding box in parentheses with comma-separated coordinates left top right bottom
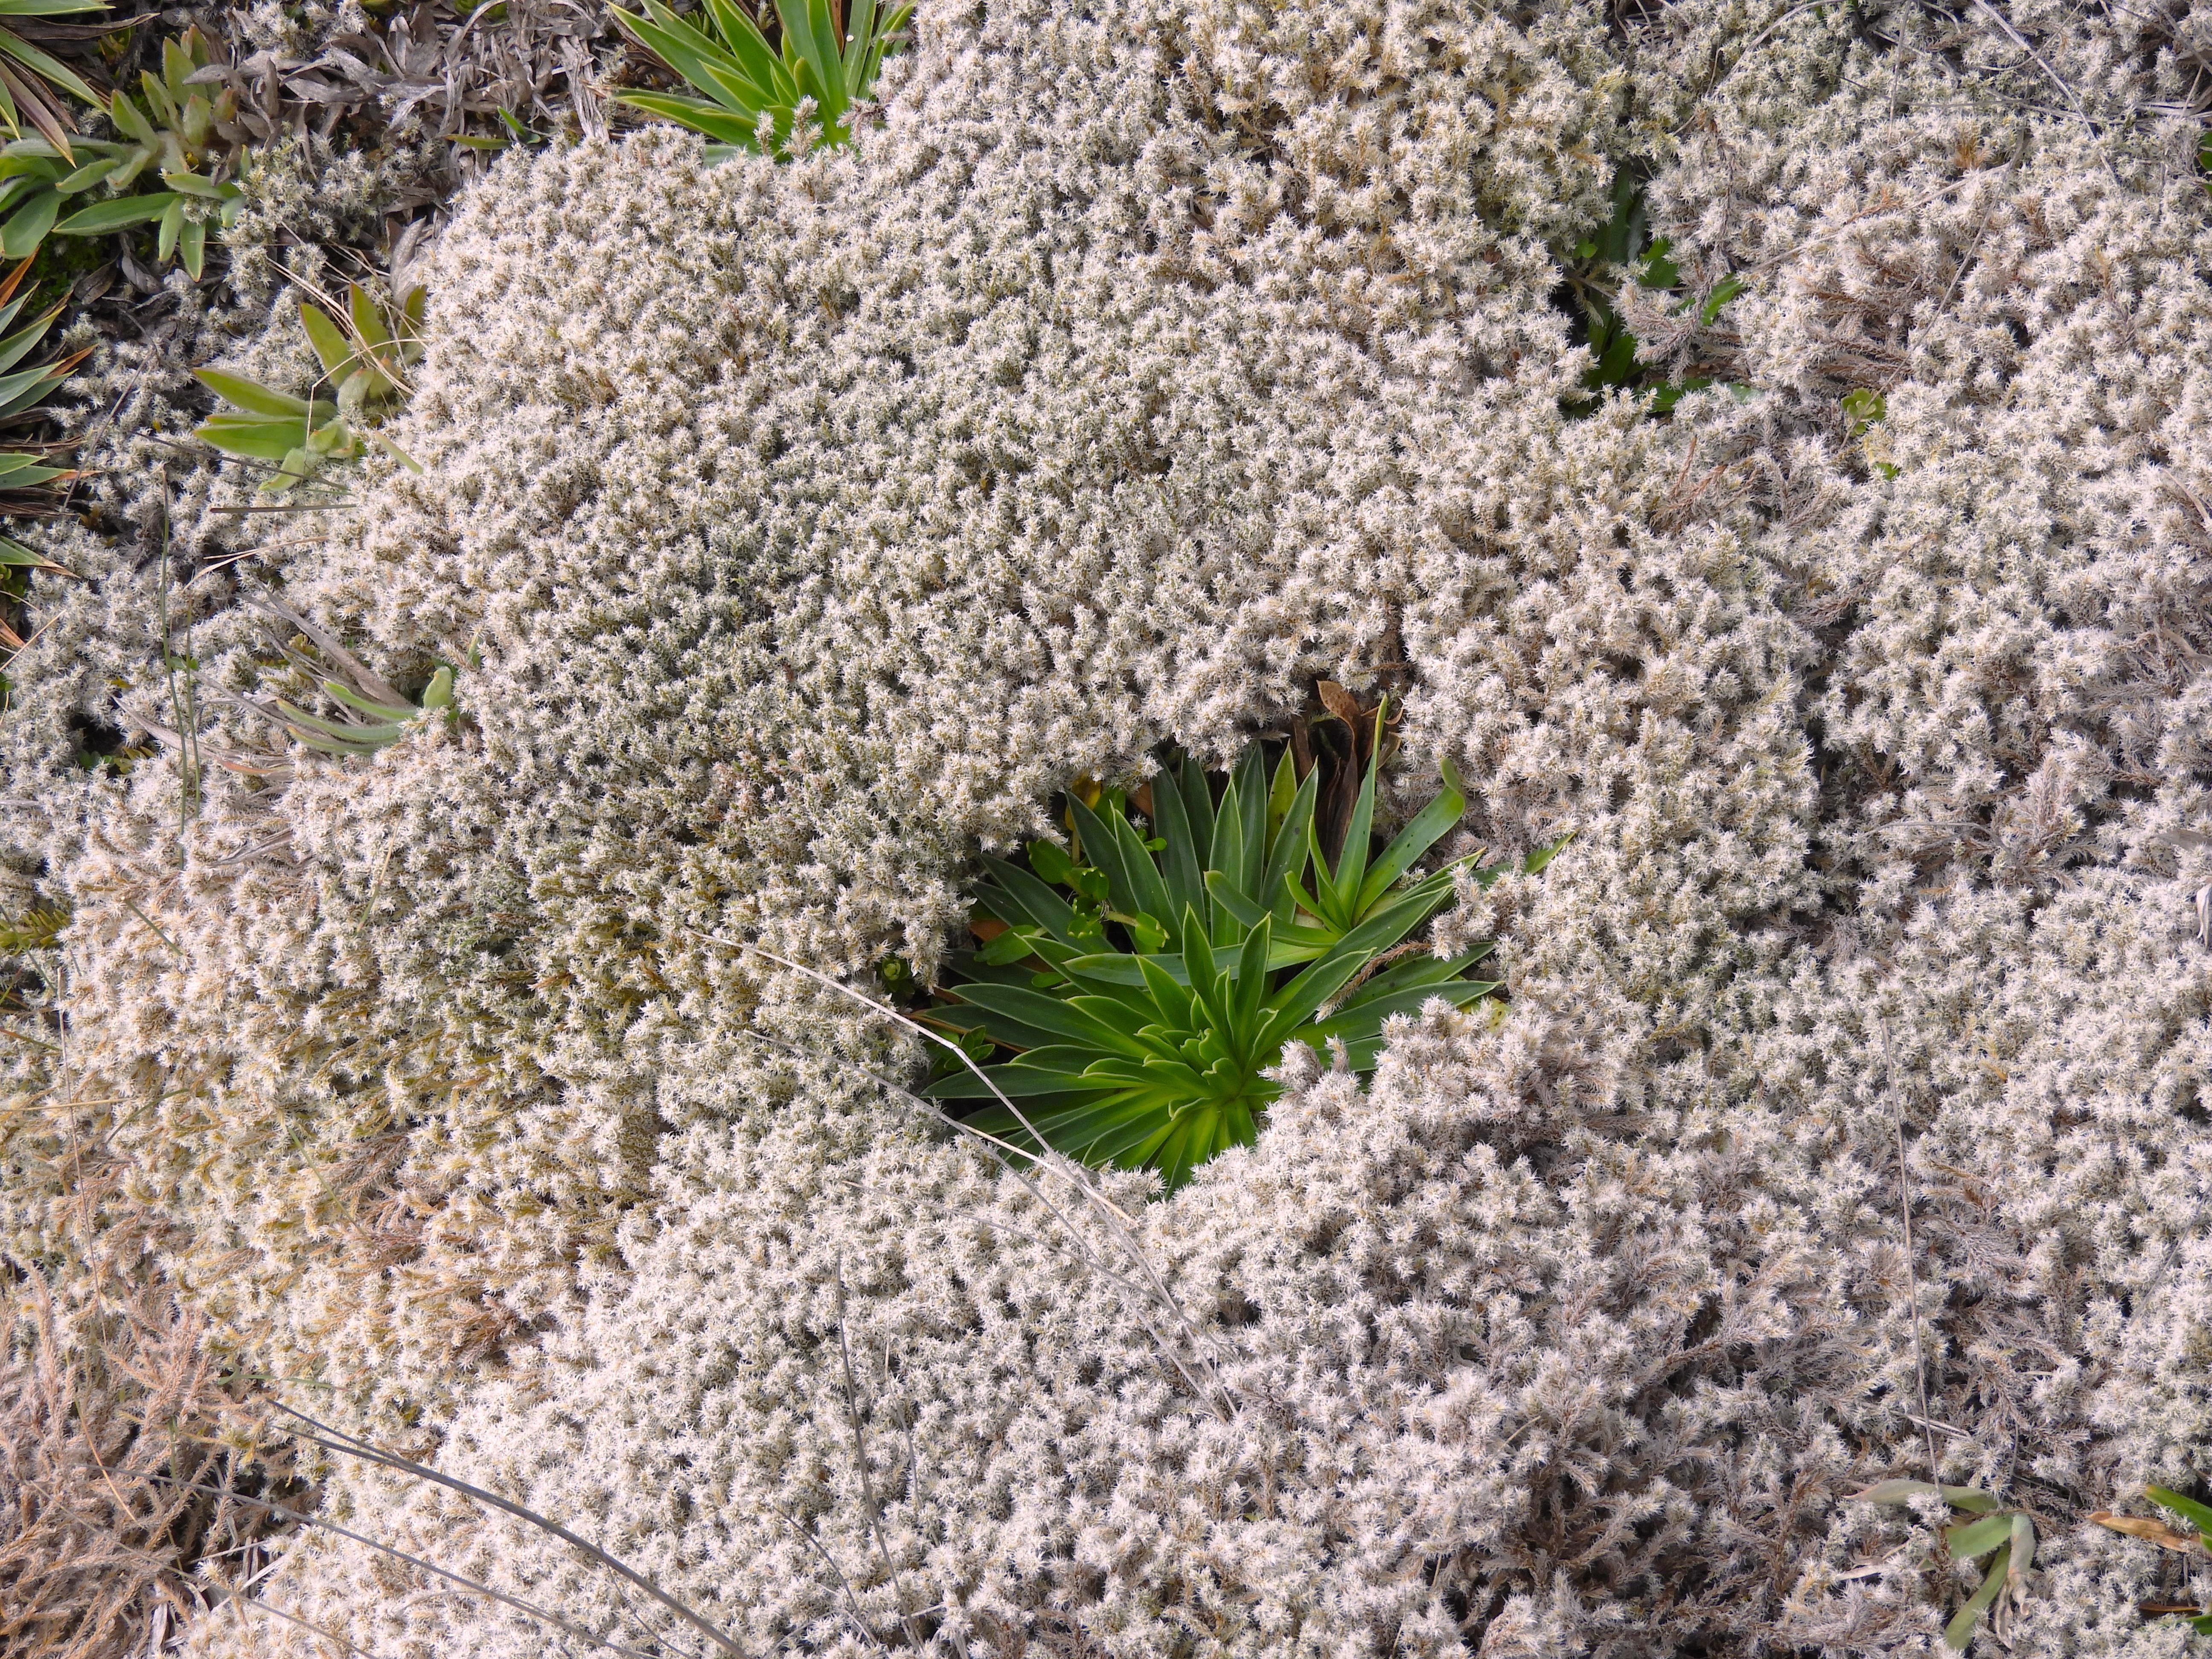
(5, 0, 2212, 1650)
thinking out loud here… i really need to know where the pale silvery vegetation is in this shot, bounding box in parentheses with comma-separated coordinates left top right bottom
(3, 0, 2211, 1651)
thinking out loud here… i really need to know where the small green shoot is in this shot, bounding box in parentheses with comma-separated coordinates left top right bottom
(1854, 1479, 2037, 1649)
(269, 663, 454, 758)
(0, 899, 67, 952)
(928, 709, 1543, 1191)
(195, 280, 426, 491)
(1560, 170, 1752, 416)
(611, 0, 913, 159)
(0, 28, 246, 276)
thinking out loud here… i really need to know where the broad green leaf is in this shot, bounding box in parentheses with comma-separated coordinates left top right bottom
(1068, 794, 1146, 921)
(945, 981, 1151, 1059)
(0, 28, 97, 109)
(177, 212, 206, 281)
(1204, 869, 1269, 932)
(1355, 759, 1467, 913)
(160, 169, 229, 199)
(701, 0, 790, 98)
(856, 0, 911, 95)
(1148, 760, 1206, 928)
(194, 411, 311, 462)
(1258, 763, 1318, 926)
(929, 1045, 1126, 1098)
(52, 155, 114, 193)
(0, 184, 56, 258)
(271, 699, 411, 745)
(348, 282, 392, 352)
(0, 300, 56, 374)
(105, 87, 155, 146)
(0, 351, 63, 410)
(1175, 751, 1215, 870)
(1944, 1514, 2012, 1559)
(782, 0, 846, 116)
(1027, 837, 1076, 886)
(1327, 713, 1382, 916)
(0, 532, 55, 565)
(978, 857, 1081, 943)
(0, 457, 64, 488)
(321, 678, 417, 723)
(1853, 1480, 2000, 1513)
(613, 4, 759, 108)
(55, 190, 178, 234)
(1103, 806, 1175, 940)
(610, 88, 766, 149)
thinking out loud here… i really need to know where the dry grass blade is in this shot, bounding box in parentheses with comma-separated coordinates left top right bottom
(0, 1266, 289, 1659)
(155, 1475, 675, 1659)
(2089, 1512, 2212, 1556)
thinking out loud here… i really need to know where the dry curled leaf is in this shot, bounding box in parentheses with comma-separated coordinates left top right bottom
(2089, 1512, 2208, 1554)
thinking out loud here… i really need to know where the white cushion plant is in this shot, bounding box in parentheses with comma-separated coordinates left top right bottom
(2, 0, 2209, 1653)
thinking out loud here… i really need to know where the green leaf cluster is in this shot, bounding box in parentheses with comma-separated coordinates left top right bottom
(612, 0, 911, 158)
(268, 663, 454, 758)
(0, 28, 244, 277)
(1855, 1480, 2037, 1650)
(195, 281, 425, 491)
(0, 252, 79, 565)
(1564, 169, 1752, 416)
(0, 0, 103, 158)
(928, 720, 1528, 1192)
(0, 898, 67, 952)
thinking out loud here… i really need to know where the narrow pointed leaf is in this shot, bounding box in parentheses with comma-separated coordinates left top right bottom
(1942, 1545, 2009, 1650)
(57, 190, 179, 234)
(195, 368, 310, 417)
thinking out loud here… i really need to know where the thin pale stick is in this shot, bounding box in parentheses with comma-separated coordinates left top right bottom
(274, 1406, 753, 1659)
(153, 1474, 674, 1659)
(832, 1259, 927, 1649)
(1890, 1065, 1941, 1484)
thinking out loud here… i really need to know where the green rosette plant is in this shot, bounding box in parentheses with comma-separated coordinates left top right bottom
(0, 28, 246, 277)
(927, 712, 1544, 1192)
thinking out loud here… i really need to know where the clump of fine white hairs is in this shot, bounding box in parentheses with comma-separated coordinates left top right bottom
(4, 0, 2208, 1653)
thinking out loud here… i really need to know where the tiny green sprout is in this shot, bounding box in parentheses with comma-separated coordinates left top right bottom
(1854, 1479, 2037, 1649)
(1842, 387, 1887, 437)
(196, 281, 427, 491)
(1696, 272, 1748, 326)
(0, 900, 68, 953)
(1842, 387, 1901, 478)
(270, 664, 456, 759)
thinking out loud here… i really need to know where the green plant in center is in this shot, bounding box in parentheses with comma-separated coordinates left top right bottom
(927, 709, 1535, 1191)
(611, 0, 911, 158)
